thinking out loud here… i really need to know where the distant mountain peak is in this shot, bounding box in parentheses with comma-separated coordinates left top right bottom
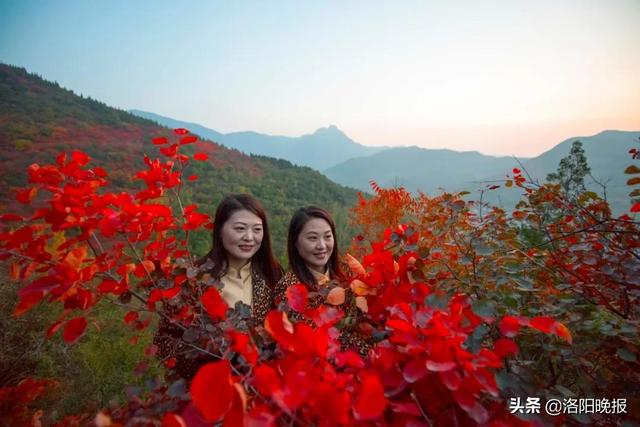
(313, 125, 346, 137)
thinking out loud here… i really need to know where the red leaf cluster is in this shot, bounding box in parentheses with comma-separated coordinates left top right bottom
(3, 131, 638, 426)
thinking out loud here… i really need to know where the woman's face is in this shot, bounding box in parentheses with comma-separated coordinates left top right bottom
(296, 218, 334, 273)
(221, 209, 264, 266)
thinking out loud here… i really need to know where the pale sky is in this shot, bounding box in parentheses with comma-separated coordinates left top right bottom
(1, 0, 639, 157)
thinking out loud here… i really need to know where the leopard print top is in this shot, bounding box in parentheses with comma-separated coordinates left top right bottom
(274, 270, 372, 356)
(154, 265, 273, 381)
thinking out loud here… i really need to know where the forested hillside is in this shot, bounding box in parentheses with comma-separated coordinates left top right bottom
(0, 63, 360, 259)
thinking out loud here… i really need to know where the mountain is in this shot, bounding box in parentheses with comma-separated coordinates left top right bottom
(0, 63, 361, 259)
(507, 130, 639, 213)
(130, 110, 388, 171)
(324, 146, 522, 194)
(325, 131, 639, 214)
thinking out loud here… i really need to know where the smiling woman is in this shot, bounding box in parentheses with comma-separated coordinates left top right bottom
(154, 194, 282, 380)
(284, 206, 344, 288)
(275, 206, 371, 355)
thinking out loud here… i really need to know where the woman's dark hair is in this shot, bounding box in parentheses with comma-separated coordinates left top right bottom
(205, 194, 281, 287)
(287, 206, 343, 287)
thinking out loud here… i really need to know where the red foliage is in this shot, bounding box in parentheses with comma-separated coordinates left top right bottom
(2, 129, 638, 426)
(0, 378, 57, 426)
(201, 287, 228, 321)
(62, 316, 88, 344)
(190, 361, 236, 422)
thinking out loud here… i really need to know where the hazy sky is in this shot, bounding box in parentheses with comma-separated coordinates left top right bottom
(1, 0, 639, 156)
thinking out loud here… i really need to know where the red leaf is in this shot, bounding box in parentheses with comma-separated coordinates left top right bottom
(9, 262, 20, 280)
(183, 211, 210, 231)
(631, 202, 640, 213)
(498, 315, 521, 337)
(530, 316, 555, 334)
(390, 401, 422, 416)
(553, 322, 573, 344)
(403, 357, 428, 382)
(190, 361, 235, 422)
(512, 168, 521, 174)
(62, 317, 87, 344)
(246, 405, 276, 427)
(124, 311, 139, 324)
(71, 150, 90, 166)
(46, 320, 65, 338)
(0, 213, 23, 222)
(264, 310, 296, 351)
(494, 338, 518, 358)
(188, 175, 199, 181)
(308, 305, 343, 327)
(180, 135, 198, 145)
(13, 290, 44, 316)
(99, 215, 120, 237)
(439, 369, 462, 391)
(252, 365, 281, 396)
(229, 331, 258, 365)
(201, 288, 228, 321)
(193, 152, 208, 161)
(173, 128, 189, 135)
(152, 137, 169, 145)
(161, 413, 186, 427)
(160, 144, 179, 157)
(333, 350, 365, 369)
(426, 360, 456, 372)
(286, 284, 308, 312)
(93, 166, 107, 177)
(16, 187, 37, 204)
(353, 371, 387, 420)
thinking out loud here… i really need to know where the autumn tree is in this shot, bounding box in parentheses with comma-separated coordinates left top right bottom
(546, 140, 591, 199)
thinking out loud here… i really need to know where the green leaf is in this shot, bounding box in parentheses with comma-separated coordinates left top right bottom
(513, 276, 534, 291)
(503, 296, 519, 308)
(617, 348, 637, 362)
(472, 300, 496, 318)
(425, 293, 448, 310)
(465, 324, 490, 353)
(473, 241, 494, 256)
(496, 275, 510, 286)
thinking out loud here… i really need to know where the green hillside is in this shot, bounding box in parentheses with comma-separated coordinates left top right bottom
(0, 63, 360, 260)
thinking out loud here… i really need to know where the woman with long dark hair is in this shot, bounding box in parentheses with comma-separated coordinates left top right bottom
(282, 205, 344, 289)
(275, 206, 369, 355)
(203, 193, 281, 318)
(155, 194, 281, 380)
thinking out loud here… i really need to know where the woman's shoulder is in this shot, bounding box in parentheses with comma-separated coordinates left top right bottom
(273, 270, 300, 299)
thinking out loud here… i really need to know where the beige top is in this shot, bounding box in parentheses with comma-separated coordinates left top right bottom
(220, 262, 253, 307)
(310, 267, 331, 286)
